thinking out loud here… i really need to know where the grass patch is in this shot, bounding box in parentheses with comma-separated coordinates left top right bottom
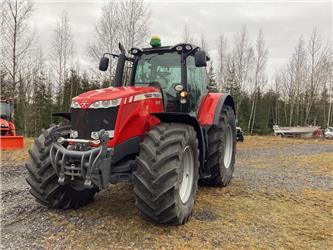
(0, 138, 34, 166)
(277, 152, 333, 176)
(238, 135, 332, 150)
(44, 181, 333, 249)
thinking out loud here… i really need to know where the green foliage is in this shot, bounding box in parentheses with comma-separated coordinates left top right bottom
(62, 69, 81, 111)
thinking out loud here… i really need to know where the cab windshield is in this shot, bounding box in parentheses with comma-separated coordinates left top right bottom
(134, 52, 181, 97)
(0, 102, 11, 120)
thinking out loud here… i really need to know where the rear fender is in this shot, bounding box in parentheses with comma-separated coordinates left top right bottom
(197, 93, 235, 126)
(151, 112, 206, 171)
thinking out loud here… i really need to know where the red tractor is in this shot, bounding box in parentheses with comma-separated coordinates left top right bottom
(0, 100, 24, 150)
(26, 37, 236, 225)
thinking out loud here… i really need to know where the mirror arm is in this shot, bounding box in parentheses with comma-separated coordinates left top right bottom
(102, 52, 112, 58)
(102, 52, 119, 59)
(103, 52, 133, 62)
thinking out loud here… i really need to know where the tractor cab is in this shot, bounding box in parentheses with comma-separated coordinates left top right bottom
(0, 100, 24, 149)
(100, 36, 210, 114)
(0, 100, 12, 121)
(0, 101, 13, 136)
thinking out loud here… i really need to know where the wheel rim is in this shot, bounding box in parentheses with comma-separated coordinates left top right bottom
(223, 125, 233, 168)
(179, 145, 194, 204)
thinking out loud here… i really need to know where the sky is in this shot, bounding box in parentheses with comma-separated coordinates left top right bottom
(31, 0, 332, 80)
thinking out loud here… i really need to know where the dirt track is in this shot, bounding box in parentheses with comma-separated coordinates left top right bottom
(1, 136, 332, 249)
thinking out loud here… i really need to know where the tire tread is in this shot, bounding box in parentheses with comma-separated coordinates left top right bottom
(134, 123, 199, 225)
(25, 125, 98, 209)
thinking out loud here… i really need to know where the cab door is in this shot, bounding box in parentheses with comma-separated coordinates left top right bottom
(186, 55, 209, 115)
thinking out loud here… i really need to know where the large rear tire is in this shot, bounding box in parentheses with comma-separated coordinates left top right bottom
(134, 123, 199, 225)
(25, 125, 98, 209)
(200, 105, 236, 186)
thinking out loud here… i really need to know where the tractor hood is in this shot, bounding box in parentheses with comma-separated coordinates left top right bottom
(72, 86, 160, 109)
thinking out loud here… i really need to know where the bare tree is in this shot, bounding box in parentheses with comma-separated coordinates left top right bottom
(183, 24, 195, 44)
(291, 37, 307, 126)
(21, 46, 45, 134)
(88, 1, 150, 85)
(118, 0, 150, 84)
(50, 11, 73, 109)
(280, 37, 307, 126)
(327, 61, 333, 127)
(88, 1, 122, 84)
(304, 28, 330, 125)
(200, 33, 208, 51)
(217, 34, 228, 91)
(233, 25, 254, 114)
(248, 29, 268, 133)
(273, 72, 282, 125)
(119, 0, 150, 50)
(1, 0, 34, 100)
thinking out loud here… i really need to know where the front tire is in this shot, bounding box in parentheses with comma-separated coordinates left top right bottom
(200, 105, 236, 186)
(25, 125, 98, 209)
(133, 123, 199, 225)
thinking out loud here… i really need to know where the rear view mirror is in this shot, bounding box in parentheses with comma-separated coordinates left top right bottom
(99, 57, 109, 71)
(195, 51, 207, 67)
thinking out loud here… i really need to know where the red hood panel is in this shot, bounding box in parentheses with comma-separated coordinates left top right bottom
(73, 86, 160, 108)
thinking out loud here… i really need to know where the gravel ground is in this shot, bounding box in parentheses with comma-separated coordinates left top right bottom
(1, 139, 332, 249)
(236, 144, 333, 192)
(0, 166, 50, 249)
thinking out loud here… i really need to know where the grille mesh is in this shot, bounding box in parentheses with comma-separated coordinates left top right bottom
(71, 107, 119, 139)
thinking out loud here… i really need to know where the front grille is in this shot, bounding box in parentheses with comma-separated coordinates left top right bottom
(71, 107, 119, 139)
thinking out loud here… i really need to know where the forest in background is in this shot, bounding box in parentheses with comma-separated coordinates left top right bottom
(1, 0, 332, 136)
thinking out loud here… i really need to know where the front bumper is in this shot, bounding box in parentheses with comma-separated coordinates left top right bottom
(50, 130, 112, 188)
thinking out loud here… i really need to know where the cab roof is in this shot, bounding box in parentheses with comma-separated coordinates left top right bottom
(130, 43, 201, 55)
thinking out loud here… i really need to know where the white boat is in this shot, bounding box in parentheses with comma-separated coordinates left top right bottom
(273, 125, 320, 137)
(324, 127, 333, 139)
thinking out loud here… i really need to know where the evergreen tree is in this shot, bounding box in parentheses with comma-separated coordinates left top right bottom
(81, 72, 91, 92)
(62, 69, 81, 112)
(207, 60, 217, 92)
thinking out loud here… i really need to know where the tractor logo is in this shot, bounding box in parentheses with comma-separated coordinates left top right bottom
(80, 100, 89, 108)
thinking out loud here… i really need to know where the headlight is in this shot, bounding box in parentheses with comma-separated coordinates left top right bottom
(89, 98, 121, 109)
(71, 100, 81, 109)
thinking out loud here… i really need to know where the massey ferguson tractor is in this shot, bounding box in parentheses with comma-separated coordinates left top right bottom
(0, 100, 24, 150)
(25, 36, 236, 225)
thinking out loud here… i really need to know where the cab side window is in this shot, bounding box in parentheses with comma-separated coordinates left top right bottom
(186, 56, 208, 110)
